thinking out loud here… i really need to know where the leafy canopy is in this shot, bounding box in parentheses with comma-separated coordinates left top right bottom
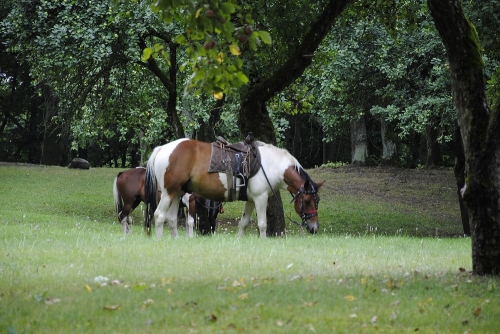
(140, 0, 272, 97)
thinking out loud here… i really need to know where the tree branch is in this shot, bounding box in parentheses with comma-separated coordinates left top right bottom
(250, 0, 353, 101)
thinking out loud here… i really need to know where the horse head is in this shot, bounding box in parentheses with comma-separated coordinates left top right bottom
(291, 178, 324, 234)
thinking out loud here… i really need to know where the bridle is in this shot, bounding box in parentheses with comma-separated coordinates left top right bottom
(290, 182, 319, 227)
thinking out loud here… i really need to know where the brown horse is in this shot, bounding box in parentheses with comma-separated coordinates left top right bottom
(145, 138, 324, 238)
(113, 167, 147, 234)
(113, 167, 221, 235)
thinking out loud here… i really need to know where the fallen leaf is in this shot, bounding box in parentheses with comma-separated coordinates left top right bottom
(103, 305, 121, 311)
(473, 307, 481, 318)
(160, 277, 174, 286)
(45, 298, 61, 305)
(290, 275, 302, 281)
(85, 284, 92, 292)
(206, 314, 217, 323)
(308, 323, 317, 333)
(238, 293, 249, 300)
(371, 316, 377, 324)
(344, 295, 356, 301)
(459, 267, 466, 272)
(286, 263, 293, 270)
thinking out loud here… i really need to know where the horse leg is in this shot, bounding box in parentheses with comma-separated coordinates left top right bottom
(120, 216, 130, 234)
(181, 193, 195, 237)
(253, 196, 269, 238)
(119, 203, 134, 234)
(154, 193, 172, 239)
(185, 210, 195, 237)
(165, 196, 181, 238)
(238, 201, 255, 237)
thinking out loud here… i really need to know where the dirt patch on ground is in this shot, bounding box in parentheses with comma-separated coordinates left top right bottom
(215, 165, 463, 236)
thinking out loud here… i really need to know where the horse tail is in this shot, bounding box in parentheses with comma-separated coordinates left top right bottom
(113, 172, 123, 222)
(144, 146, 161, 235)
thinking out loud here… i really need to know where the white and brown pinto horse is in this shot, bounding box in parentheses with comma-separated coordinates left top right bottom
(145, 138, 324, 238)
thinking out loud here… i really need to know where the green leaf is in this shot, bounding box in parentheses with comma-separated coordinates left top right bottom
(220, 2, 236, 15)
(141, 48, 153, 62)
(174, 34, 187, 45)
(257, 30, 272, 44)
(236, 71, 249, 84)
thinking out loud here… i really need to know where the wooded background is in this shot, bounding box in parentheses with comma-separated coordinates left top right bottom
(1, 1, 497, 169)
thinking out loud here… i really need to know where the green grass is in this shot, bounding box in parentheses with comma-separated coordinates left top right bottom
(0, 164, 498, 333)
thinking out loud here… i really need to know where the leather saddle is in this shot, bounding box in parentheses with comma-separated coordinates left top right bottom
(208, 133, 261, 201)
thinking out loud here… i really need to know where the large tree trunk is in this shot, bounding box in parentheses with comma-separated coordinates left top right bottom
(429, 0, 500, 275)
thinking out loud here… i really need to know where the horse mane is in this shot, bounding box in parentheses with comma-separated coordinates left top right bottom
(256, 141, 302, 172)
(256, 141, 319, 187)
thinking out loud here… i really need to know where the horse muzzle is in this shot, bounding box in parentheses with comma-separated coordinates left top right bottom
(306, 221, 318, 234)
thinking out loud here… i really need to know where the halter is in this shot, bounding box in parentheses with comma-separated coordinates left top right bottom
(290, 183, 319, 227)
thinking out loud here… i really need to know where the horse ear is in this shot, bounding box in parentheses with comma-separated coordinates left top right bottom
(316, 180, 325, 189)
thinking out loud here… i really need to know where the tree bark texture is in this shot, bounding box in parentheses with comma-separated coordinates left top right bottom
(424, 118, 442, 168)
(453, 123, 470, 236)
(429, 0, 500, 275)
(380, 118, 397, 165)
(237, 0, 352, 236)
(350, 114, 367, 166)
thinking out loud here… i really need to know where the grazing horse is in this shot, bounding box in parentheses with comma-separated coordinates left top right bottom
(144, 138, 324, 238)
(193, 194, 224, 235)
(113, 168, 217, 236)
(113, 167, 148, 234)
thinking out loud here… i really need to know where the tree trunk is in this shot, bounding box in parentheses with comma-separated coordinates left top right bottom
(166, 43, 184, 139)
(424, 117, 442, 168)
(429, 0, 500, 275)
(239, 97, 285, 235)
(350, 113, 367, 166)
(40, 86, 66, 166)
(453, 122, 470, 236)
(140, 39, 184, 139)
(380, 118, 397, 165)
(198, 96, 224, 142)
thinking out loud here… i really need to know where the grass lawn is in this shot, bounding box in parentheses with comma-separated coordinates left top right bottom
(0, 164, 497, 333)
